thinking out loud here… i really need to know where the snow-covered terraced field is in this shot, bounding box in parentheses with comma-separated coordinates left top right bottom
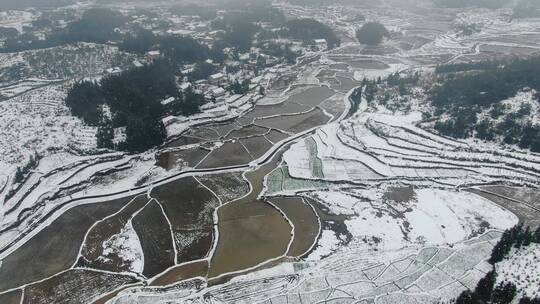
(106, 230, 504, 304)
(1, 2, 540, 303)
(281, 113, 540, 188)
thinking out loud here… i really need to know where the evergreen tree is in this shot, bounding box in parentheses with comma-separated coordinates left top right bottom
(455, 290, 475, 304)
(356, 22, 389, 45)
(491, 282, 516, 304)
(522, 226, 532, 247)
(519, 297, 540, 304)
(124, 115, 167, 153)
(14, 167, 24, 183)
(474, 269, 496, 302)
(96, 116, 114, 149)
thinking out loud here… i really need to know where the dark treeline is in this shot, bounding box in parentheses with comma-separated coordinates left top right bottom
(349, 86, 363, 116)
(213, 14, 261, 52)
(356, 22, 389, 45)
(284, 19, 341, 49)
(208, 3, 339, 52)
(14, 153, 39, 184)
(489, 223, 540, 264)
(1, 8, 127, 53)
(431, 57, 540, 152)
(432, 58, 540, 109)
(66, 62, 205, 152)
(453, 224, 540, 304)
(209, 0, 286, 52)
(435, 61, 499, 74)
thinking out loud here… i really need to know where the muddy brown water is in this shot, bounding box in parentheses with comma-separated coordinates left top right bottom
(225, 124, 270, 140)
(257, 108, 332, 134)
(0, 196, 131, 292)
(481, 186, 540, 209)
(80, 195, 149, 272)
(287, 86, 336, 108)
(132, 201, 175, 278)
(150, 260, 209, 286)
(0, 289, 22, 304)
(22, 269, 137, 304)
(241, 136, 274, 159)
(151, 176, 218, 263)
(245, 100, 308, 120)
(269, 197, 320, 257)
(208, 148, 293, 278)
(467, 188, 540, 228)
(197, 172, 250, 204)
(245, 86, 335, 120)
(264, 129, 290, 144)
(348, 59, 390, 70)
(196, 141, 253, 169)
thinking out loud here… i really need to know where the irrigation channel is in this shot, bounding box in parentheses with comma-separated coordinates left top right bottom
(0, 64, 359, 303)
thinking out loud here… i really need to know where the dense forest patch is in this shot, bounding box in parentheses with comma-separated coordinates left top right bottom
(356, 22, 389, 45)
(66, 62, 205, 152)
(284, 19, 341, 49)
(428, 58, 540, 152)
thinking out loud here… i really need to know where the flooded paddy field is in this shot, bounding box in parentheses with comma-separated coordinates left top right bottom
(335, 76, 361, 92)
(256, 107, 332, 134)
(0, 289, 22, 304)
(348, 59, 391, 70)
(240, 136, 274, 159)
(0, 38, 355, 301)
(0, 196, 132, 292)
(208, 149, 293, 278)
(151, 177, 219, 263)
(224, 124, 269, 139)
(132, 201, 175, 278)
(481, 186, 540, 208)
(79, 195, 149, 272)
(196, 141, 253, 169)
(269, 197, 320, 257)
(468, 187, 540, 228)
(150, 260, 209, 286)
(22, 269, 138, 304)
(264, 129, 290, 144)
(196, 172, 249, 204)
(245, 86, 335, 119)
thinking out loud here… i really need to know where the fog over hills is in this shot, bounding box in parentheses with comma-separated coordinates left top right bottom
(0, 0, 539, 303)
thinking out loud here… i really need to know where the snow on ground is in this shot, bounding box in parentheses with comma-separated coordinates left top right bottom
(496, 243, 540, 299)
(309, 188, 517, 253)
(0, 10, 36, 32)
(280, 110, 540, 188)
(307, 229, 341, 260)
(165, 93, 259, 136)
(0, 83, 96, 175)
(101, 221, 144, 273)
(108, 230, 503, 303)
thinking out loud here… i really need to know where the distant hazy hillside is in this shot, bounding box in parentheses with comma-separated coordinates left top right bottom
(1, 0, 75, 10)
(432, 0, 506, 9)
